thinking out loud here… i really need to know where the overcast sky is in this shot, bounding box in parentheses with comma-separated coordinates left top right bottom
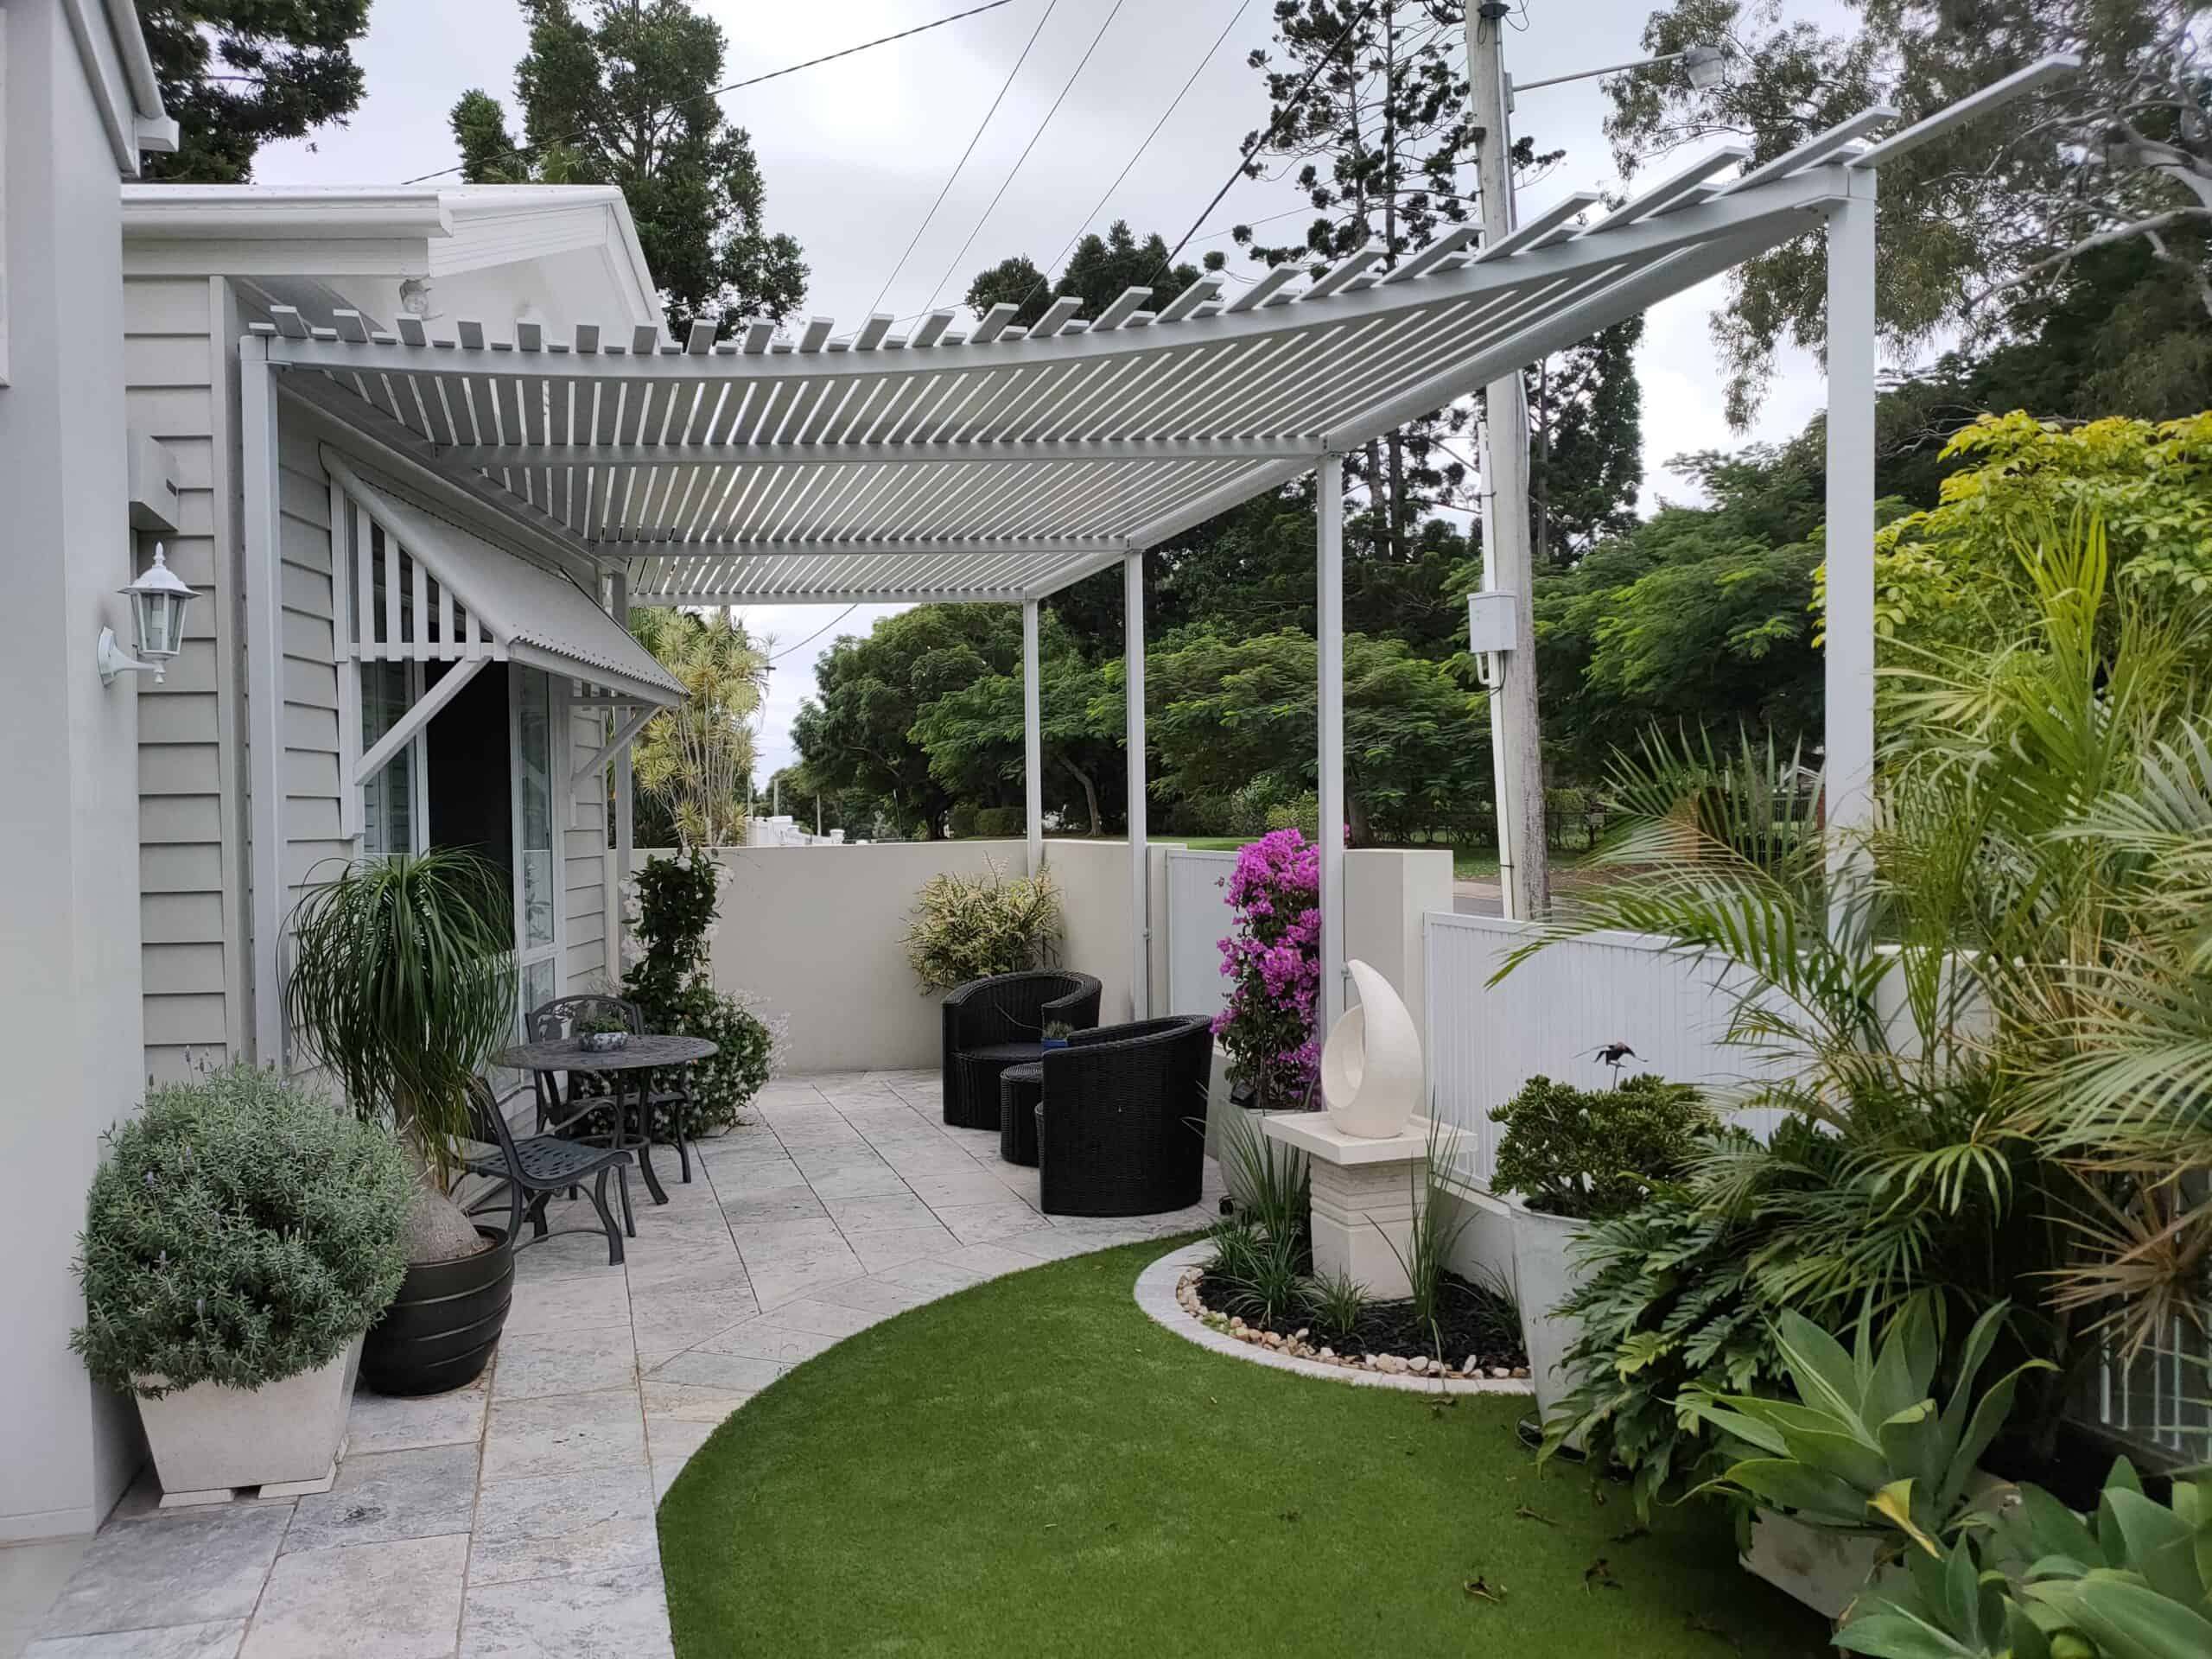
(253, 0, 1860, 782)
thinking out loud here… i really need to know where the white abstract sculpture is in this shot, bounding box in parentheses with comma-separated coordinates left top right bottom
(1320, 959, 1423, 1139)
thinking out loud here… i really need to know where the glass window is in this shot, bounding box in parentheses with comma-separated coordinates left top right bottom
(517, 669, 556, 950)
(360, 660, 418, 859)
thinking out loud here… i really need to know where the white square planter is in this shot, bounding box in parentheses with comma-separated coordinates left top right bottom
(137, 1336, 361, 1505)
(1508, 1201, 1586, 1423)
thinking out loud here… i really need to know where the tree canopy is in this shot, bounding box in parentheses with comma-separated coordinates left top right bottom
(964, 222, 1204, 329)
(1608, 0, 2212, 424)
(137, 0, 371, 183)
(450, 0, 807, 330)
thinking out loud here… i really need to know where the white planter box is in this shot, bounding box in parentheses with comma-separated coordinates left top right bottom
(1508, 1202, 1586, 1429)
(137, 1336, 361, 1505)
(1742, 1510, 1885, 1620)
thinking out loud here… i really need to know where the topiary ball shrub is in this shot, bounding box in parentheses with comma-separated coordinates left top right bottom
(73, 1064, 414, 1399)
(1490, 1073, 1714, 1221)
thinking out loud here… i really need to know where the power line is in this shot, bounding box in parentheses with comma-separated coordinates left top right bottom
(867, 0, 1063, 321)
(403, 0, 1017, 187)
(1013, 0, 1255, 316)
(916, 0, 1131, 315)
(766, 605, 861, 664)
(1148, 1, 1376, 282)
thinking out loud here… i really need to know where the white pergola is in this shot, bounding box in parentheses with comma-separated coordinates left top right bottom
(243, 59, 2069, 1035)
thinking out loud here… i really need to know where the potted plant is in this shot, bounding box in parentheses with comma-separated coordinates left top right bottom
(1039, 1020, 1075, 1051)
(73, 1064, 413, 1501)
(575, 1010, 631, 1053)
(1490, 1072, 1712, 1427)
(286, 849, 522, 1395)
(1211, 829, 1321, 1140)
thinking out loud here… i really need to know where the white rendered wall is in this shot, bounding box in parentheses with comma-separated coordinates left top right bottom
(0, 0, 149, 1540)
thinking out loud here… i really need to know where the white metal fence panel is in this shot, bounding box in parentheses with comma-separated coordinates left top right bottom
(1164, 849, 1241, 1021)
(1424, 911, 1795, 1187)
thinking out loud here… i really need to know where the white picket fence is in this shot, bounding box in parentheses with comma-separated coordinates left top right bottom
(1163, 849, 1240, 1023)
(1422, 910, 1796, 1187)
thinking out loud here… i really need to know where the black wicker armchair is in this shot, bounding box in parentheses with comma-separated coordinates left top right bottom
(939, 969, 1103, 1129)
(1033, 1015, 1214, 1217)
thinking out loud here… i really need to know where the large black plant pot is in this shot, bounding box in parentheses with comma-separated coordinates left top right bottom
(360, 1227, 514, 1396)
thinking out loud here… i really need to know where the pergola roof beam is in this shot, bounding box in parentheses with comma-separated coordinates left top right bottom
(1850, 54, 2078, 169)
(1589, 145, 1751, 230)
(1721, 107, 1898, 193)
(430, 434, 1324, 468)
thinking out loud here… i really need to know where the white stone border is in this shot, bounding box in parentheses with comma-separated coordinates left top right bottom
(1134, 1242, 1534, 1396)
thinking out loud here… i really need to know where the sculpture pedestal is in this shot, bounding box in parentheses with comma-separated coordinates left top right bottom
(1261, 1113, 1433, 1300)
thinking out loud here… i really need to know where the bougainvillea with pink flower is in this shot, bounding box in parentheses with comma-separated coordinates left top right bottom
(1212, 827, 1321, 1109)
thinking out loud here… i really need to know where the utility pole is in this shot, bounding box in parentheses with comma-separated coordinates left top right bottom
(1465, 1, 1551, 918)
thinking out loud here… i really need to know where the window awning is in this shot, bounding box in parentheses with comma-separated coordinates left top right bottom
(326, 450, 683, 709)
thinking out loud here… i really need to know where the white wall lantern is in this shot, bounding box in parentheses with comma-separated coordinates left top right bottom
(99, 543, 194, 685)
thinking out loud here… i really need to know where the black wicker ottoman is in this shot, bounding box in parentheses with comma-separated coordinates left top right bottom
(999, 1062, 1045, 1166)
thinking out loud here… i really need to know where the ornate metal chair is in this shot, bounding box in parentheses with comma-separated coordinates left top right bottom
(461, 1078, 634, 1266)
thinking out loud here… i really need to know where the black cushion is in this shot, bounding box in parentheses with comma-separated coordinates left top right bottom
(964, 1041, 1048, 1065)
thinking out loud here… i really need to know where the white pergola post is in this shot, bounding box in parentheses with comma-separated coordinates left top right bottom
(241, 337, 287, 1067)
(1123, 550, 1149, 1020)
(1317, 454, 1346, 1036)
(1823, 173, 1878, 919)
(1022, 597, 1043, 875)
(607, 568, 634, 968)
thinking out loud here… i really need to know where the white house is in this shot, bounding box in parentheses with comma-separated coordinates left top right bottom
(2, 5, 690, 1542)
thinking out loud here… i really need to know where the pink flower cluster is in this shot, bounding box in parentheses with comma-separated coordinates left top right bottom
(1212, 828, 1322, 1108)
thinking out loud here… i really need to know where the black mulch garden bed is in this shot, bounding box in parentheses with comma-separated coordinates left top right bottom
(1193, 1265, 1529, 1371)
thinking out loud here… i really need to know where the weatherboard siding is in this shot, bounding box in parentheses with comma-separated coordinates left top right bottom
(126, 274, 241, 1083)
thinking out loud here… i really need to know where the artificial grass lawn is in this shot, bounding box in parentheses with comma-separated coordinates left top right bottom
(658, 1239, 1831, 1659)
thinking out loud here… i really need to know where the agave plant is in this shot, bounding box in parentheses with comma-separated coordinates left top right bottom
(1837, 1460, 2212, 1659)
(1681, 1294, 2052, 1553)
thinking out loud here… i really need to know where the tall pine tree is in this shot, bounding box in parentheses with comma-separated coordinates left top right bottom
(450, 0, 806, 331)
(137, 1, 372, 183)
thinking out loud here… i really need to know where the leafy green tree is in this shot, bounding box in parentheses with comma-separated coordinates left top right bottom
(790, 607, 1022, 839)
(1521, 448, 1839, 775)
(1146, 627, 1489, 842)
(137, 1, 372, 182)
(912, 625, 1126, 836)
(963, 222, 1202, 328)
(1608, 0, 2212, 424)
(1530, 318, 1646, 566)
(449, 0, 807, 330)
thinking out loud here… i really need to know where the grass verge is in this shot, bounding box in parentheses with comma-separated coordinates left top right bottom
(658, 1238, 1828, 1658)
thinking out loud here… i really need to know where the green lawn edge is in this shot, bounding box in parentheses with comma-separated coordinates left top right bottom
(657, 1236, 1830, 1658)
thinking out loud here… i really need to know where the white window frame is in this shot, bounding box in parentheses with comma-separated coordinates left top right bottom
(508, 663, 568, 1023)
(358, 658, 430, 859)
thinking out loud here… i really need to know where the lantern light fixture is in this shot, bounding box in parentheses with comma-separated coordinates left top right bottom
(99, 543, 194, 686)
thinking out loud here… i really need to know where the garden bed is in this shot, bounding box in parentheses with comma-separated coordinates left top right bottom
(1185, 1264, 1529, 1381)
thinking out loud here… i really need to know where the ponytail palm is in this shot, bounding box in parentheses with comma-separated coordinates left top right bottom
(285, 849, 518, 1195)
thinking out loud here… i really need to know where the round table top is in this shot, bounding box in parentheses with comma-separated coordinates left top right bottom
(497, 1033, 719, 1073)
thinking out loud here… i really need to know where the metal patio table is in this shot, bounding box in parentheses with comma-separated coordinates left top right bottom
(497, 1033, 717, 1207)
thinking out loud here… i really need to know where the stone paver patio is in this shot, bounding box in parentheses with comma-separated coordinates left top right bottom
(22, 1070, 1223, 1658)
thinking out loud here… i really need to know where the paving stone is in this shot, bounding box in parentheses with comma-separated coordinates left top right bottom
(639, 1378, 759, 1423)
(480, 1392, 646, 1484)
(787, 1157, 906, 1200)
(39, 1505, 291, 1638)
(488, 1328, 638, 1403)
(744, 1249, 868, 1309)
(645, 1420, 715, 1497)
(934, 1241, 1048, 1278)
(842, 1224, 961, 1274)
(283, 1445, 479, 1554)
(22, 1623, 249, 1659)
(467, 1466, 658, 1588)
(650, 1349, 786, 1391)
(822, 1192, 941, 1235)
(930, 1200, 1052, 1245)
(239, 1534, 467, 1659)
(344, 1380, 488, 1457)
(460, 1564, 672, 1659)
(802, 1276, 937, 1317)
(499, 1272, 630, 1338)
(690, 1322, 843, 1366)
